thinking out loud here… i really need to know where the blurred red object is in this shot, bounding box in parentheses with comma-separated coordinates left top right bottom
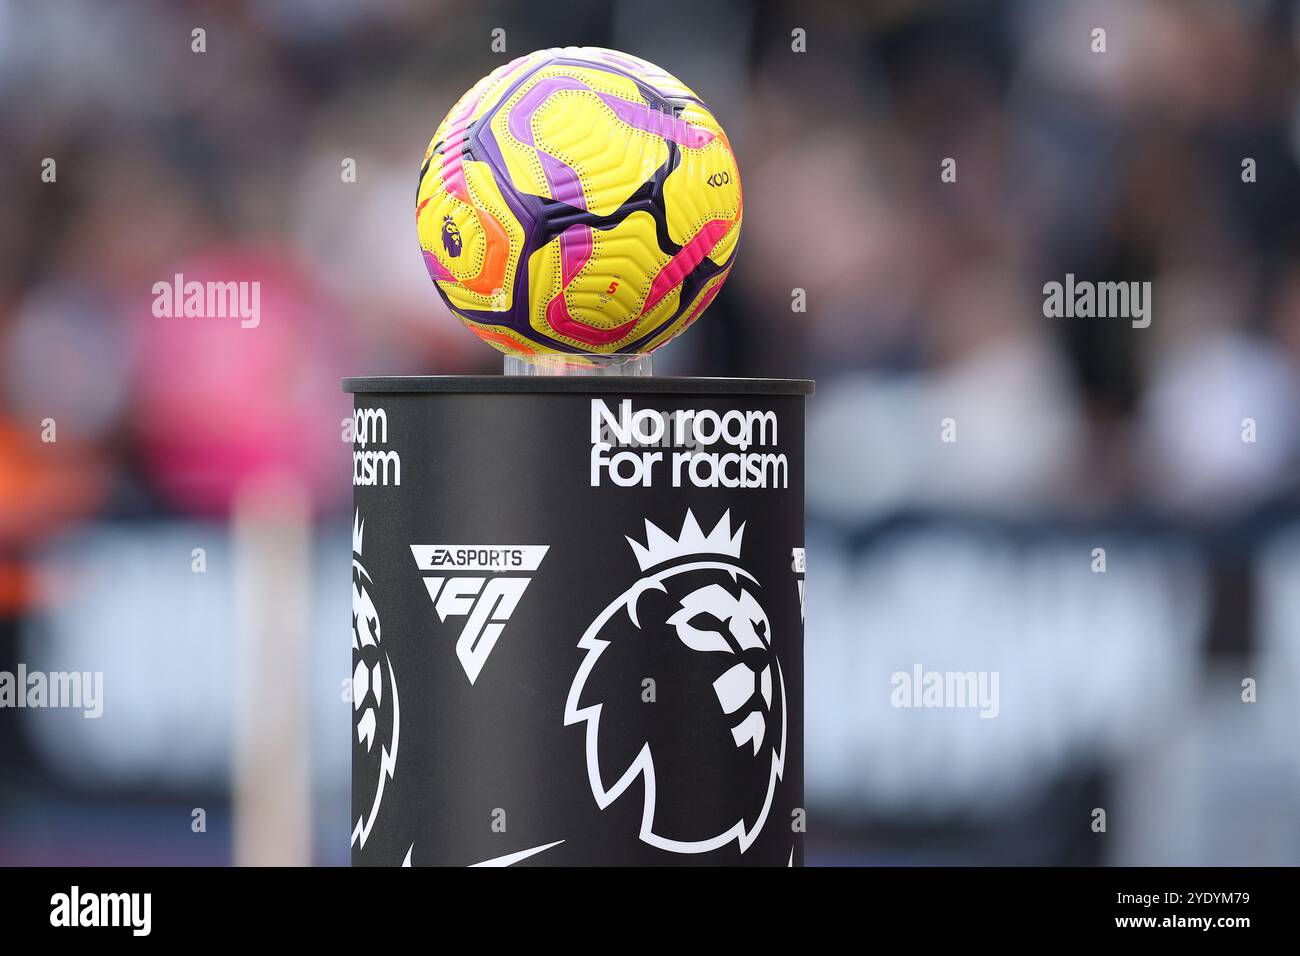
(130, 246, 354, 517)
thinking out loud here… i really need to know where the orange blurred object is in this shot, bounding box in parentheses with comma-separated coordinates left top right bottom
(0, 416, 106, 612)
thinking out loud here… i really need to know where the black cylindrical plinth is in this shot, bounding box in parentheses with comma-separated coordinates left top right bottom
(345, 376, 812, 866)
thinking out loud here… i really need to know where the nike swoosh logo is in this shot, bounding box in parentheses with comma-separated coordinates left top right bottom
(469, 840, 566, 867)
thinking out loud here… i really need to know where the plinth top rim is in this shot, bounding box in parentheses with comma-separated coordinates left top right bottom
(342, 375, 815, 396)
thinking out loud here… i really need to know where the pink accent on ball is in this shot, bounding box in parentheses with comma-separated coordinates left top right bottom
(545, 291, 637, 346)
(643, 219, 731, 314)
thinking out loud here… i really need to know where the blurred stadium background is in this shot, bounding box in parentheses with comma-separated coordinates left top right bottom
(2, 0, 1300, 865)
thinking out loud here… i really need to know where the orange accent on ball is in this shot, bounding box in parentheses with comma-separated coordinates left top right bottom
(468, 325, 538, 354)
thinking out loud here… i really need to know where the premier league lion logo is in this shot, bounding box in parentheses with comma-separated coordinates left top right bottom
(564, 510, 786, 855)
(440, 216, 462, 258)
(352, 511, 399, 849)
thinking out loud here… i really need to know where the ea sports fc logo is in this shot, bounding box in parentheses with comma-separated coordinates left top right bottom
(410, 544, 550, 685)
(564, 510, 786, 855)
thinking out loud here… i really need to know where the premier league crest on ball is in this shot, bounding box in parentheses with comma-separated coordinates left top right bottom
(566, 510, 786, 854)
(440, 216, 463, 258)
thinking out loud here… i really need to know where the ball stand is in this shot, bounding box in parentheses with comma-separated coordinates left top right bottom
(347, 370, 812, 866)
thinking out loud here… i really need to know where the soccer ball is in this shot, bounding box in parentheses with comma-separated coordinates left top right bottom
(416, 47, 742, 358)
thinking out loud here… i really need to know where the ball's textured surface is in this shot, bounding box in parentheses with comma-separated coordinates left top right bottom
(417, 47, 742, 357)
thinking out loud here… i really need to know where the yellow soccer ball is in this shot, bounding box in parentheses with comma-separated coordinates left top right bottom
(416, 47, 742, 358)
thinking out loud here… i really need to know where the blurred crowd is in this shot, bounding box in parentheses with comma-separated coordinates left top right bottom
(2, 0, 1299, 865)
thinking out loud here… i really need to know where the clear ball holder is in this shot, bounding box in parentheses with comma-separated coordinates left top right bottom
(503, 352, 653, 377)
